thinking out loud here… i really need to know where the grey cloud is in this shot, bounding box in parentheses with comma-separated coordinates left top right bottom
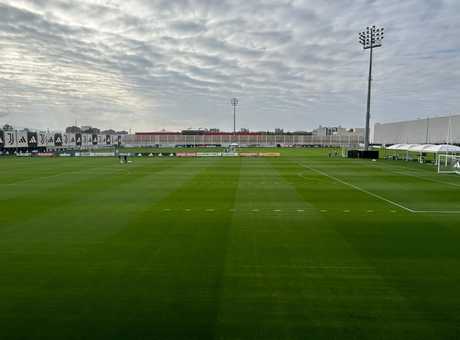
(0, 0, 459, 132)
(169, 20, 207, 34)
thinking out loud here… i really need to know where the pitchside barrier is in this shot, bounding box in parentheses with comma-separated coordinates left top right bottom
(2, 151, 281, 158)
(176, 152, 281, 158)
(196, 152, 222, 157)
(0, 151, 55, 157)
(223, 152, 239, 157)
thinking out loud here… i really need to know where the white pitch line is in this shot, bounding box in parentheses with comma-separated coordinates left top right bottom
(394, 170, 460, 188)
(297, 209, 305, 212)
(411, 210, 460, 214)
(299, 163, 416, 213)
(300, 163, 460, 215)
(371, 163, 460, 188)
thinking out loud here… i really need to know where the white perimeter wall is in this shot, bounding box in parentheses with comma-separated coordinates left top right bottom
(374, 114, 460, 144)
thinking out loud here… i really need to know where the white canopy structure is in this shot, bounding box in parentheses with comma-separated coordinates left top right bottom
(407, 144, 433, 153)
(423, 144, 460, 153)
(387, 144, 417, 151)
(386, 144, 460, 153)
(403, 144, 419, 151)
(386, 144, 404, 150)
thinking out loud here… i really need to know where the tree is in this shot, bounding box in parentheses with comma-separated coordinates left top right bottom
(2, 124, 13, 131)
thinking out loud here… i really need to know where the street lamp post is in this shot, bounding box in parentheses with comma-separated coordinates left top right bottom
(231, 98, 239, 136)
(359, 26, 384, 151)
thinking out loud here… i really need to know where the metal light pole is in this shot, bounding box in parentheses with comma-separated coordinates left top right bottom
(359, 26, 384, 150)
(231, 98, 239, 135)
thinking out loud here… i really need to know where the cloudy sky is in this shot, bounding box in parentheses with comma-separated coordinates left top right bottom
(0, 0, 459, 132)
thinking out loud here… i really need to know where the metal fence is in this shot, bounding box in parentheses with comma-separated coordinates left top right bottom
(122, 134, 364, 148)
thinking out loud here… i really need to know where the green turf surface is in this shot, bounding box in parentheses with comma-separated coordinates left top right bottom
(1, 149, 460, 339)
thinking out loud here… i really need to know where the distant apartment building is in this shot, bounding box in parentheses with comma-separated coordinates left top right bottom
(312, 126, 365, 137)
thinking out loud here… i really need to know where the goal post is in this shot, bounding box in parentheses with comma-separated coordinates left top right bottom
(437, 154, 460, 174)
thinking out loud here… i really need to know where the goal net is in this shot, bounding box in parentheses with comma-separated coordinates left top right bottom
(437, 154, 460, 174)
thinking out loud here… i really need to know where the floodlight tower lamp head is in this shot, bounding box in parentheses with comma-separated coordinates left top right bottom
(359, 26, 384, 49)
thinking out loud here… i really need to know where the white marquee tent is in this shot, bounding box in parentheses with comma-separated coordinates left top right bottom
(386, 144, 404, 150)
(423, 144, 460, 153)
(407, 144, 434, 153)
(386, 144, 460, 153)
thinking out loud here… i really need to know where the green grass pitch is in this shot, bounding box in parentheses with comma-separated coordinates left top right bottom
(1, 148, 460, 339)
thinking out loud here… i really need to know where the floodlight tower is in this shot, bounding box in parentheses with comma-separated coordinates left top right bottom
(231, 97, 239, 135)
(359, 26, 384, 150)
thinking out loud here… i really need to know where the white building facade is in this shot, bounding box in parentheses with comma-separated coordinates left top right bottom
(374, 114, 460, 145)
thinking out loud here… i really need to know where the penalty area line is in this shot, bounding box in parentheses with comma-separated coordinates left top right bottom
(299, 163, 460, 214)
(411, 210, 460, 214)
(298, 162, 416, 213)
